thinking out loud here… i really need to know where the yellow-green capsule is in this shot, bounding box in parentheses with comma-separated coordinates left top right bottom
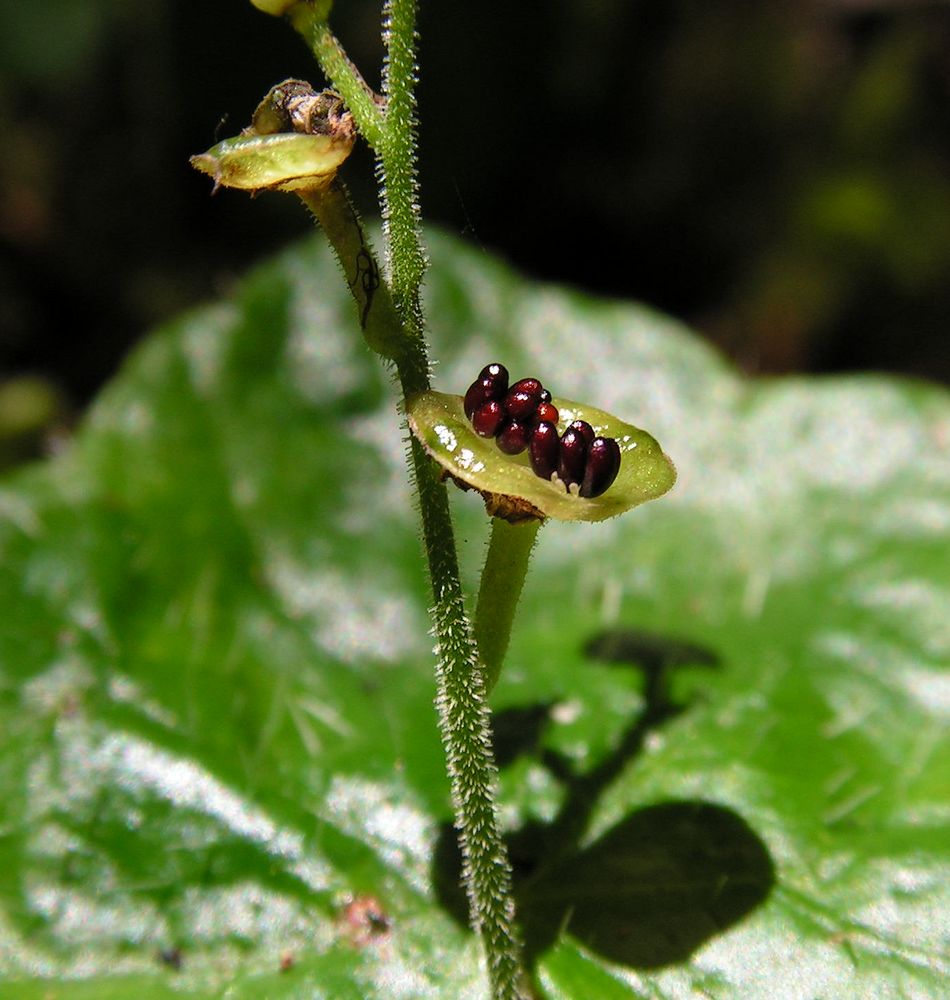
(249, 0, 301, 15)
(249, 0, 333, 21)
(190, 131, 353, 194)
(407, 389, 676, 523)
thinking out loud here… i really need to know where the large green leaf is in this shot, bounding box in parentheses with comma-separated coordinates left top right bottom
(0, 230, 947, 998)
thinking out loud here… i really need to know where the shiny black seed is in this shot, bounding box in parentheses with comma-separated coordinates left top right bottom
(529, 421, 560, 479)
(567, 419, 595, 447)
(504, 389, 539, 420)
(557, 425, 589, 488)
(539, 388, 552, 404)
(535, 401, 559, 425)
(478, 363, 509, 393)
(472, 400, 506, 437)
(497, 419, 532, 454)
(580, 437, 622, 498)
(464, 377, 497, 419)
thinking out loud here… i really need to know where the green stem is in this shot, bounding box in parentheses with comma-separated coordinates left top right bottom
(297, 183, 402, 360)
(474, 518, 541, 693)
(390, 340, 529, 999)
(292, 9, 387, 148)
(299, 132, 530, 1000)
(407, 439, 529, 1000)
(300, 6, 529, 995)
(378, 0, 427, 338)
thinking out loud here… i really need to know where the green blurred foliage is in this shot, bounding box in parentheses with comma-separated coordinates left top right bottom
(0, 229, 947, 998)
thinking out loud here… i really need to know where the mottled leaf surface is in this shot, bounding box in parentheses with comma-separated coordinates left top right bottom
(0, 231, 947, 998)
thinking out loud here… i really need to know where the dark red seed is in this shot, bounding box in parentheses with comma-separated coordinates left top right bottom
(567, 419, 596, 447)
(504, 390, 540, 420)
(535, 401, 559, 425)
(580, 437, 622, 498)
(529, 421, 560, 479)
(557, 425, 589, 488)
(510, 377, 543, 398)
(478, 363, 509, 392)
(465, 364, 509, 418)
(539, 388, 552, 404)
(472, 400, 505, 437)
(496, 419, 532, 454)
(464, 377, 496, 419)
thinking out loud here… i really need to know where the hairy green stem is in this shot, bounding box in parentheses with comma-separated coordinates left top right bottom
(378, 0, 427, 338)
(295, 0, 427, 343)
(300, 5, 530, 995)
(416, 467, 529, 1000)
(292, 9, 386, 148)
(307, 184, 529, 1000)
(298, 183, 402, 360)
(300, 138, 529, 1000)
(475, 518, 541, 693)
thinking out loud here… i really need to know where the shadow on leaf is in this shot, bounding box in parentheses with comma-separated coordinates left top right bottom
(433, 627, 775, 970)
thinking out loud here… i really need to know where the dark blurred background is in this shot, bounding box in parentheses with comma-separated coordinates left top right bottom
(2, 0, 949, 467)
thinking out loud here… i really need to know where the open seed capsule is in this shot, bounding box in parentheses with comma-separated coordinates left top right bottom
(580, 436, 622, 498)
(406, 389, 676, 524)
(529, 421, 560, 480)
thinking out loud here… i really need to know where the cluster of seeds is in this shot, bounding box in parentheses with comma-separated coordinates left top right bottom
(463, 363, 622, 499)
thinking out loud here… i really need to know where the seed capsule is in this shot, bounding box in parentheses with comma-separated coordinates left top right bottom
(472, 400, 506, 437)
(504, 389, 540, 420)
(557, 425, 589, 488)
(529, 421, 560, 479)
(496, 419, 532, 455)
(580, 437, 622, 498)
(190, 132, 355, 194)
(535, 401, 559, 425)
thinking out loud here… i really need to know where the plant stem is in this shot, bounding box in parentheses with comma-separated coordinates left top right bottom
(292, 10, 386, 148)
(303, 8, 530, 994)
(378, 0, 427, 339)
(305, 166, 529, 1000)
(297, 183, 402, 360)
(474, 518, 541, 693)
(408, 440, 529, 1000)
(296, 0, 427, 342)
